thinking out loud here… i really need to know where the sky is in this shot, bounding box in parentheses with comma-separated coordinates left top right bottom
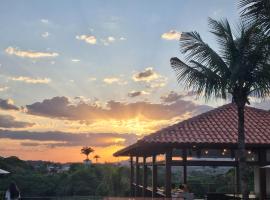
(0, 0, 267, 163)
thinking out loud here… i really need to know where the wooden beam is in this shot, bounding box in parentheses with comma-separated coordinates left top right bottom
(137, 160, 265, 167)
(135, 156, 140, 197)
(143, 156, 147, 197)
(165, 150, 172, 198)
(182, 149, 187, 184)
(152, 155, 157, 198)
(172, 160, 238, 166)
(130, 156, 134, 197)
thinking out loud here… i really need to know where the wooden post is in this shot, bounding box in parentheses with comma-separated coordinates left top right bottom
(135, 156, 140, 197)
(236, 164, 240, 193)
(143, 156, 148, 197)
(152, 155, 157, 198)
(259, 149, 267, 200)
(183, 149, 187, 184)
(165, 150, 172, 198)
(130, 156, 134, 196)
(130, 156, 134, 197)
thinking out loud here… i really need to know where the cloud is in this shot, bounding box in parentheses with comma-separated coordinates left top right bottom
(161, 91, 184, 103)
(0, 99, 19, 110)
(132, 67, 160, 82)
(128, 91, 149, 98)
(100, 36, 124, 46)
(26, 96, 212, 122)
(5, 47, 59, 58)
(41, 19, 49, 24)
(71, 59, 80, 62)
(107, 36, 115, 42)
(41, 32, 50, 38)
(88, 77, 97, 81)
(132, 67, 167, 88)
(0, 86, 9, 92)
(0, 115, 34, 128)
(0, 130, 138, 148)
(161, 30, 182, 40)
(9, 76, 51, 84)
(147, 76, 167, 88)
(76, 35, 97, 45)
(100, 37, 115, 46)
(119, 37, 127, 41)
(103, 77, 127, 85)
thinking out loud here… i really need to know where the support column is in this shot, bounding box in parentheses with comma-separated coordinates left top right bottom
(165, 150, 172, 198)
(182, 149, 187, 184)
(152, 155, 157, 198)
(236, 164, 240, 193)
(143, 156, 148, 197)
(130, 156, 134, 197)
(135, 156, 140, 197)
(259, 149, 267, 200)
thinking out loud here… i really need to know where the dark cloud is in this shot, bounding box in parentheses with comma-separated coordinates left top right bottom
(26, 96, 212, 122)
(160, 91, 184, 103)
(0, 115, 34, 128)
(0, 99, 19, 110)
(132, 67, 160, 82)
(128, 91, 147, 98)
(135, 68, 154, 79)
(0, 130, 138, 148)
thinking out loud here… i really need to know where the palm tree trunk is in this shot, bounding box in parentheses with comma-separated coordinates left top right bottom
(237, 103, 249, 200)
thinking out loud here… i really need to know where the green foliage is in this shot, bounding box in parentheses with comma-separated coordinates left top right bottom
(0, 157, 257, 198)
(0, 157, 130, 198)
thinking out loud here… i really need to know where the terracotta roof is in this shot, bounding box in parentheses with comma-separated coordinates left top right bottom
(114, 103, 270, 156)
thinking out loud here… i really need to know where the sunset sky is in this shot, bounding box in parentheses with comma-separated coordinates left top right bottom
(0, 0, 268, 163)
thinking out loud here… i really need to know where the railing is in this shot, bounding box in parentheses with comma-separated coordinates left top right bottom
(131, 183, 242, 198)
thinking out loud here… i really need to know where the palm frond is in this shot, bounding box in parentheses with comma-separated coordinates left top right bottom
(170, 57, 226, 99)
(179, 31, 229, 77)
(239, 0, 270, 34)
(171, 17, 270, 104)
(208, 18, 238, 67)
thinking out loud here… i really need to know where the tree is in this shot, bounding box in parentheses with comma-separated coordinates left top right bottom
(94, 155, 100, 163)
(170, 18, 270, 200)
(81, 146, 94, 161)
(239, 0, 270, 34)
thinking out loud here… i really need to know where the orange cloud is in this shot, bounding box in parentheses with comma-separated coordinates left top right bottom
(161, 30, 182, 40)
(5, 47, 59, 58)
(26, 96, 211, 122)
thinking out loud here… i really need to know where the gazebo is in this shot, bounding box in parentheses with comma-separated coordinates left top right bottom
(114, 103, 270, 199)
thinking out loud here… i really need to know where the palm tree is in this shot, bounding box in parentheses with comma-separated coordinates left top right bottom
(81, 146, 94, 161)
(239, 0, 270, 34)
(170, 18, 270, 200)
(94, 155, 100, 163)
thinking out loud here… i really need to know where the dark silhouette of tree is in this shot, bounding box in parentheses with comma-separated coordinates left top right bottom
(81, 146, 94, 161)
(239, 0, 270, 34)
(170, 18, 270, 200)
(94, 155, 100, 163)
